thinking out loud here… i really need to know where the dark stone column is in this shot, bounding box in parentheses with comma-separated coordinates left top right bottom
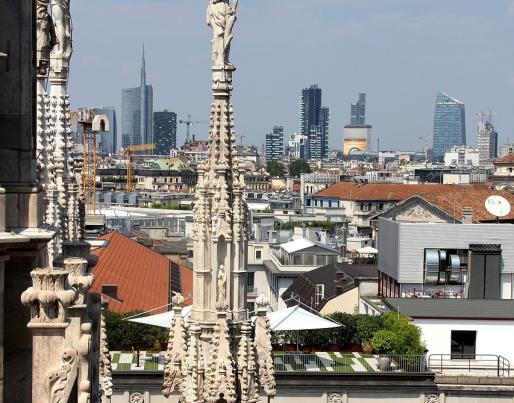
(0, 0, 43, 230)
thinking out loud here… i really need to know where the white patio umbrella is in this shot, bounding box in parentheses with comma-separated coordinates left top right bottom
(356, 246, 378, 255)
(267, 305, 342, 351)
(128, 305, 192, 328)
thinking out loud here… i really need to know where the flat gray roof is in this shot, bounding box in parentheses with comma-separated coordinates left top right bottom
(385, 298, 514, 320)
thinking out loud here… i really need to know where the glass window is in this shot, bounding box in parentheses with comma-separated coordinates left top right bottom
(246, 302, 255, 313)
(247, 272, 255, 288)
(255, 250, 262, 260)
(451, 330, 476, 359)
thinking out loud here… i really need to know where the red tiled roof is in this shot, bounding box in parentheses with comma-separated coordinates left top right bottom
(91, 232, 170, 313)
(419, 187, 514, 222)
(180, 266, 193, 304)
(495, 153, 514, 165)
(314, 183, 505, 204)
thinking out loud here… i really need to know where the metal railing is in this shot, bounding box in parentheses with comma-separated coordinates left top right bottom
(428, 354, 510, 377)
(272, 353, 429, 374)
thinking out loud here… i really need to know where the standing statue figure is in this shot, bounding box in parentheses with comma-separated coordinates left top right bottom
(217, 265, 227, 306)
(207, 0, 238, 68)
(51, 0, 72, 59)
(36, 0, 56, 59)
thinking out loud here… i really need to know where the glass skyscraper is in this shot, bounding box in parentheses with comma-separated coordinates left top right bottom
(122, 47, 153, 149)
(351, 93, 366, 125)
(153, 110, 177, 154)
(265, 126, 284, 161)
(432, 91, 466, 162)
(299, 84, 330, 160)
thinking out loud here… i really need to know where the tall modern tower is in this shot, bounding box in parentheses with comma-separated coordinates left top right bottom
(343, 93, 372, 156)
(477, 115, 498, 165)
(432, 91, 466, 162)
(351, 93, 366, 125)
(299, 84, 330, 160)
(265, 126, 284, 161)
(153, 110, 177, 154)
(122, 47, 154, 148)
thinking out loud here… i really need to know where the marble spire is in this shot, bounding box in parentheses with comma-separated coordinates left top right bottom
(164, 3, 275, 402)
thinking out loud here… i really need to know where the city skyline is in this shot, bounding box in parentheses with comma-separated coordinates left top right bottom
(70, 1, 514, 151)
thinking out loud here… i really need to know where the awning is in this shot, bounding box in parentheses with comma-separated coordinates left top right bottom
(127, 305, 340, 332)
(128, 306, 192, 328)
(356, 246, 378, 255)
(267, 305, 341, 331)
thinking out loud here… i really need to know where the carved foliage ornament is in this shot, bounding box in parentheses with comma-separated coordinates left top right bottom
(426, 394, 440, 403)
(46, 348, 79, 403)
(21, 268, 76, 323)
(130, 392, 144, 403)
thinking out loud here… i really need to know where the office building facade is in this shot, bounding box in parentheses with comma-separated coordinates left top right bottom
(299, 85, 330, 160)
(122, 48, 153, 148)
(477, 119, 498, 164)
(153, 110, 177, 155)
(351, 93, 366, 125)
(93, 106, 117, 154)
(265, 126, 284, 161)
(432, 91, 466, 162)
(344, 93, 372, 156)
(499, 144, 514, 159)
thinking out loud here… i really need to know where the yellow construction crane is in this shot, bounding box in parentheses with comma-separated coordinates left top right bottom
(124, 144, 156, 192)
(72, 108, 110, 214)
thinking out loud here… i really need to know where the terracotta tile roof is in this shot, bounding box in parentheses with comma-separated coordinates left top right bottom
(495, 153, 514, 165)
(419, 186, 514, 222)
(180, 266, 193, 304)
(313, 183, 499, 204)
(91, 232, 171, 313)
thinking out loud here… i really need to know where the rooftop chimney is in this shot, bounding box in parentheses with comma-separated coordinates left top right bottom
(462, 207, 473, 224)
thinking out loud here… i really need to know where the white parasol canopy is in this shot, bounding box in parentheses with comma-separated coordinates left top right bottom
(356, 246, 378, 255)
(267, 305, 341, 331)
(128, 305, 192, 328)
(127, 305, 340, 333)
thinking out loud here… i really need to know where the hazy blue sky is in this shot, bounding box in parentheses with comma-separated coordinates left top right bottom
(70, 0, 514, 151)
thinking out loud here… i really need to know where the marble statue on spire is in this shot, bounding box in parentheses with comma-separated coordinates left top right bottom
(207, 0, 238, 68)
(51, 0, 73, 59)
(36, 0, 56, 75)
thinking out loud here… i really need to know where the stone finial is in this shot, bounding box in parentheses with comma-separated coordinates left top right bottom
(237, 321, 259, 403)
(163, 297, 187, 398)
(255, 294, 269, 314)
(182, 324, 205, 403)
(172, 292, 185, 307)
(64, 257, 93, 305)
(254, 295, 276, 397)
(99, 311, 113, 398)
(21, 268, 76, 324)
(204, 314, 237, 403)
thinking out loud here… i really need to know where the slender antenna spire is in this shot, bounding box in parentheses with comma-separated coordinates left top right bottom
(141, 43, 146, 86)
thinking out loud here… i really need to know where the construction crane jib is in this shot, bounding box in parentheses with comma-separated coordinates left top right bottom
(124, 144, 156, 192)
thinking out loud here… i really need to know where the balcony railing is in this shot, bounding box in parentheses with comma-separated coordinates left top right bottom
(428, 354, 511, 377)
(273, 353, 429, 374)
(110, 352, 429, 374)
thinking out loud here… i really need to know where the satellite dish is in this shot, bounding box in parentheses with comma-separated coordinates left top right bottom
(485, 195, 511, 218)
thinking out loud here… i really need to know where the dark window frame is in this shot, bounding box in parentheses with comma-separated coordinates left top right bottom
(451, 330, 476, 360)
